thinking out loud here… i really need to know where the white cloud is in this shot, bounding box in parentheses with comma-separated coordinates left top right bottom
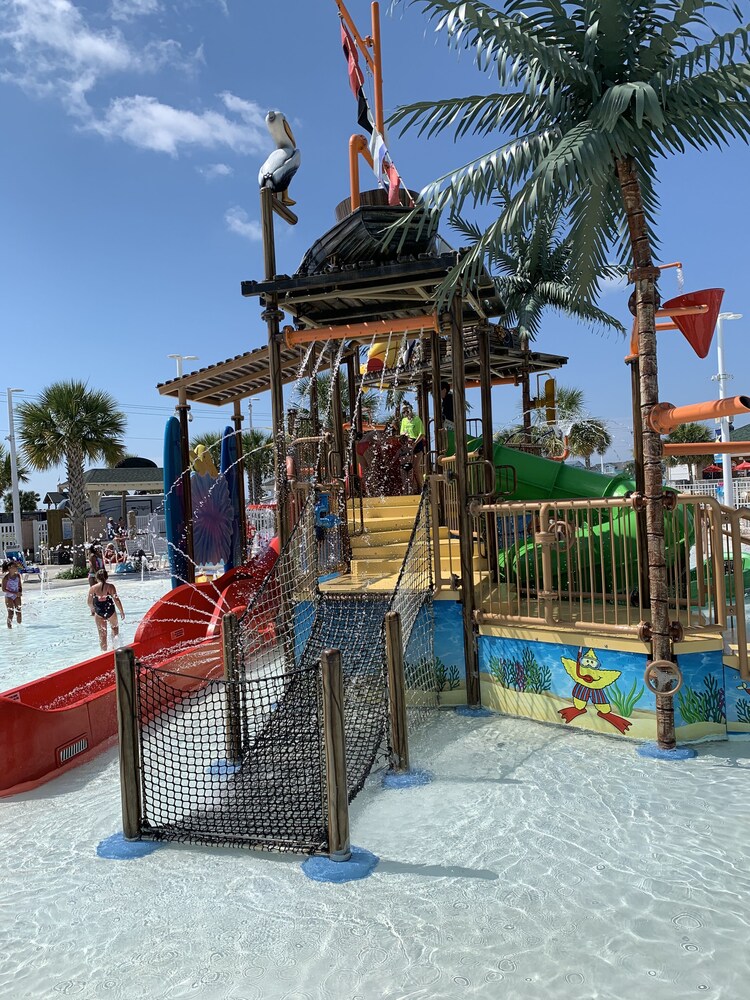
(1, 0, 190, 110)
(89, 93, 266, 155)
(198, 162, 233, 179)
(225, 206, 261, 241)
(110, 0, 161, 22)
(600, 274, 628, 296)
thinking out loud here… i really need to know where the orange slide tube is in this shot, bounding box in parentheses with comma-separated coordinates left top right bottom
(649, 396, 750, 434)
(663, 441, 750, 457)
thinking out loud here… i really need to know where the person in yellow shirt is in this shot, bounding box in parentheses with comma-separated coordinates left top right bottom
(399, 401, 426, 493)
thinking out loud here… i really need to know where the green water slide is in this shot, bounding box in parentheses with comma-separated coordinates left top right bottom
(461, 437, 686, 596)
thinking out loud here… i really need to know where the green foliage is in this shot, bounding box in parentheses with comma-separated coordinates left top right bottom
(56, 566, 90, 580)
(293, 369, 378, 429)
(608, 678, 645, 718)
(488, 647, 552, 692)
(3, 490, 40, 514)
(0, 448, 30, 496)
(677, 673, 726, 725)
(391, 1, 750, 298)
(665, 422, 714, 478)
(568, 418, 613, 468)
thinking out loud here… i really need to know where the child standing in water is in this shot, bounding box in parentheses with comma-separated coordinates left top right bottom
(87, 569, 125, 651)
(2, 560, 22, 628)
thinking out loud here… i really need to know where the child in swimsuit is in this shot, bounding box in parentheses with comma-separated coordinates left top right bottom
(2, 560, 22, 629)
(88, 545, 104, 586)
(87, 569, 125, 651)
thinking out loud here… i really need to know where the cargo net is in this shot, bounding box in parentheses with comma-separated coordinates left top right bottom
(132, 491, 391, 854)
(386, 488, 438, 735)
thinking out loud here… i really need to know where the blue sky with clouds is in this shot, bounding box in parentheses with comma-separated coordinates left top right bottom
(1, 1, 748, 498)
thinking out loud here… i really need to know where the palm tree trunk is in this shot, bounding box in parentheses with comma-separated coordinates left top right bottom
(616, 156, 675, 750)
(66, 445, 87, 569)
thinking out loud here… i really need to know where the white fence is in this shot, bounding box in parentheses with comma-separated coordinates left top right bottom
(679, 479, 750, 507)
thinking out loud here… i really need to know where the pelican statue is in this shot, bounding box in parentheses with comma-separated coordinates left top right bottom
(258, 110, 300, 206)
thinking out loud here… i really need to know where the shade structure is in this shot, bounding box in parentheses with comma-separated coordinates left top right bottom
(735, 460, 750, 474)
(702, 463, 722, 477)
(662, 288, 724, 359)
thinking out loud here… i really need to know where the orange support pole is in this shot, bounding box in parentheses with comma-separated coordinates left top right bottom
(283, 315, 438, 348)
(649, 395, 750, 434)
(348, 135, 373, 212)
(663, 441, 750, 457)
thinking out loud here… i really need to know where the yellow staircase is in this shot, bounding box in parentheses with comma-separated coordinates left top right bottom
(347, 495, 485, 584)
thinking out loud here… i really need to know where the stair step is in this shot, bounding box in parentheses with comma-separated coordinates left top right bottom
(349, 515, 418, 532)
(360, 495, 421, 508)
(350, 526, 450, 548)
(358, 504, 421, 521)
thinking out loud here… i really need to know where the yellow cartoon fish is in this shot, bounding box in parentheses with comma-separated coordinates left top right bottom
(559, 647, 632, 733)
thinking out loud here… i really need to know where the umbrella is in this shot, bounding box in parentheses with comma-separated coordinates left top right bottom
(702, 464, 722, 478)
(735, 460, 750, 476)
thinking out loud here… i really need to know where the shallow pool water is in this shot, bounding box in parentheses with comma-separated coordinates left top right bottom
(1, 711, 749, 999)
(0, 576, 173, 691)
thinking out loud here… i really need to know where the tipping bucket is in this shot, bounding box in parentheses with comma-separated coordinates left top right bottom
(662, 288, 725, 358)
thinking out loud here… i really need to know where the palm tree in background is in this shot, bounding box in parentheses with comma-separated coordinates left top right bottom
(569, 418, 613, 469)
(0, 444, 30, 496)
(665, 422, 714, 481)
(293, 370, 379, 430)
(449, 192, 624, 345)
(18, 382, 125, 567)
(393, 0, 750, 740)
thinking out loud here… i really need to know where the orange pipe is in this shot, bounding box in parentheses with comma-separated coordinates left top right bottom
(550, 436, 570, 462)
(649, 396, 750, 434)
(371, 2, 384, 135)
(348, 134, 373, 212)
(283, 315, 438, 347)
(464, 376, 520, 388)
(663, 442, 750, 457)
(334, 0, 375, 72)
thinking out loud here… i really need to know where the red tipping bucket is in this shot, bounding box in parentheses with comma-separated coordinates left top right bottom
(662, 288, 725, 359)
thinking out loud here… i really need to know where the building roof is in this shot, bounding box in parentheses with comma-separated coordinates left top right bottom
(82, 468, 164, 490)
(731, 422, 750, 442)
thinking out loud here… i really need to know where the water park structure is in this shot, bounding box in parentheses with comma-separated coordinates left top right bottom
(3, 3, 749, 868)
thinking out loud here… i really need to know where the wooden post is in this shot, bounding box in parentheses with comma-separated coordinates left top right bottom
(232, 400, 248, 562)
(308, 344, 320, 435)
(521, 351, 532, 446)
(346, 351, 359, 487)
(330, 347, 345, 481)
(384, 611, 409, 771)
(477, 325, 498, 579)
(222, 613, 242, 763)
(445, 300, 481, 706)
(115, 648, 142, 841)
(177, 387, 195, 583)
(320, 648, 351, 862)
(430, 329, 444, 457)
(260, 186, 289, 550)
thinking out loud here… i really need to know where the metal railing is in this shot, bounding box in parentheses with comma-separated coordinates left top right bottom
(471, 494, 728, 637)
(717, 505, 750, 679)
(677, 479, 750, 507)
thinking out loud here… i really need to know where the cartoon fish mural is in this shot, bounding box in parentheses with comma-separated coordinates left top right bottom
(559, 647, 632, 734)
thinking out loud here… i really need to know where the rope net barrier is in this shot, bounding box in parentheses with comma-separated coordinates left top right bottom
(127, 465, 437, 856)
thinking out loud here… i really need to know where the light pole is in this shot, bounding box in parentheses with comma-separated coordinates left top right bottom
(714, 313, 743, 507)
(6, 388, 24, 553)
(167, 354, 198, 378)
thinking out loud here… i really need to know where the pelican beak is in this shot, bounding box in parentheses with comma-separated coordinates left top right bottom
(283, 118, 296, 147)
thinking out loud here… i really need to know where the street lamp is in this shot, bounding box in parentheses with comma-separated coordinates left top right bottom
(6, 388, 24, 554)
(167, 354, 198, 378)
(714, 312, 743, 507)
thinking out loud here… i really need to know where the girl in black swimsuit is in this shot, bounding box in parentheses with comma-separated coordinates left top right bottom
(87, 569, 125, 651)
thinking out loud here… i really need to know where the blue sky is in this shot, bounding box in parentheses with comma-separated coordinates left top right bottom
(1, 1, 748, 499)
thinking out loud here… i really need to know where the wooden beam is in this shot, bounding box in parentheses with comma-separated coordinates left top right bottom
(115, 648, 142, 841)
(321, 648, 351, 862)
(445, 298, 480, 706)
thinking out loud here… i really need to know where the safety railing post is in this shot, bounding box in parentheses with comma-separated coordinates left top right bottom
(384, 611, 409, 772)
(115, 647, 142, 841)
(321, 648, 351, 862)
(222, 612, 242, 764)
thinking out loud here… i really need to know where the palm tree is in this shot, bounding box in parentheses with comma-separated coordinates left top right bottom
(17, 382, 125, 567)
(394, 0, 750, 746)
(4, 490, 40, 515)
(665, 422, 714, 481)
(0, 444, 30, 496)
(294, 370, 379, 430)
(569, 418, 612, 468)
(450, 193, 624, 345)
